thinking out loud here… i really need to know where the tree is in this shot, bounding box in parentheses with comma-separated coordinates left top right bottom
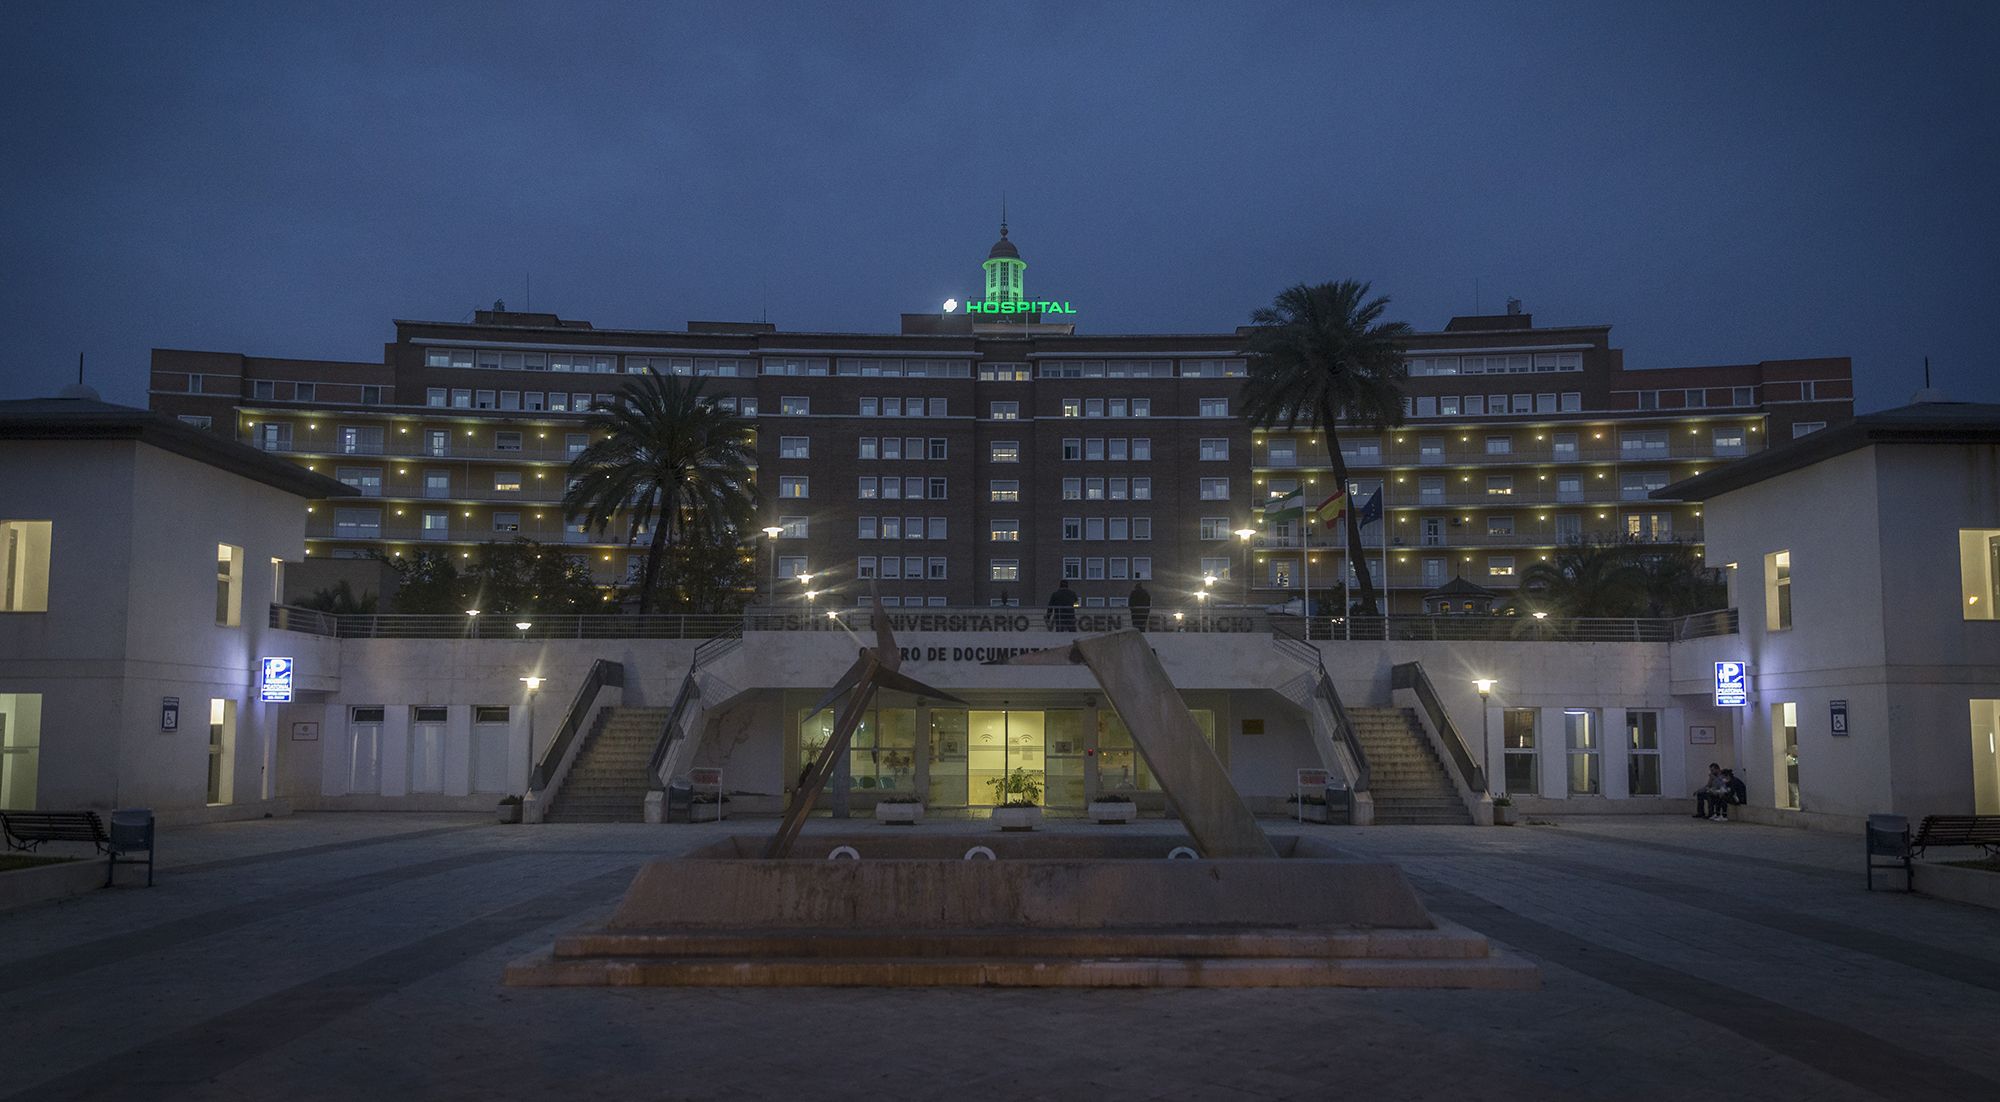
(1519, 539, 1649, 618)
(633, 539, 757, 614)
(375, 550, 465, 614)
(1242, 281, 1412, 614)
(462, 538, 608, 616)
(1629, 541, 1728, 617)
(298, 579, 376, 615)
(562, 373, 758, 614)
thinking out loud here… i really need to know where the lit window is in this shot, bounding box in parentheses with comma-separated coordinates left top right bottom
(1765, 550, 1792, 631)
(215, 544, 243, 626)
(991, 519, 1020, 542)
(1959, 530, 2000, 621)
(990, 559, 1020, 582)
(778, 476, 809, 499)
(990, 481, 1020, 503)
(0, 521, 52, 612)
(494, 471, 522, 493)
(990, 441, 1019, 463)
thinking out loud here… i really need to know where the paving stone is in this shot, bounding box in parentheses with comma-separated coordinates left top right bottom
(1, 813, 1995, 1100)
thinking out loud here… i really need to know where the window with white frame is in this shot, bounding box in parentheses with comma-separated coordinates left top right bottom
(1489, 555, 1516, 578)
(1085, 478, 1105, 500)
(1133, 556, 1152, 579)
(1200, 438, 1229, 461)
(1199, 518, 1231, 540)
(1133, 477, 1152, 500)
(990, 481, 1020, 503)
(780, 396, 809, 415)
(778, 476, 809, 499)
(1198, 397, 1229, 417)
(857, 516, 878, 539)
(1062, 557, 1081, 580)
(990, 441, 1019, 463)
(991, 519, 1020, 542)
(779, 516, 808, 539)
(779, 436, 810, 459)
(1199, 478, 1230, 501)
(1793, 421, 1826, 438)
(990, 401, 1019, 419)
(1062, 517, 1082, 540)
(990, 559, 1020, 582)
(3, 520, 55, 612)
(778, 556, 807, 579)
(858, 476, 878, 499)
(493, 471, 522, 493)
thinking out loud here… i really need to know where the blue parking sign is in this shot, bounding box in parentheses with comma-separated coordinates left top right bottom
(260, 656, 294, 703)
(1714, 661, 1747, 707)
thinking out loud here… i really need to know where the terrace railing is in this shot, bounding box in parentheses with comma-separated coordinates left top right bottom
(264, 604, 1739, 644)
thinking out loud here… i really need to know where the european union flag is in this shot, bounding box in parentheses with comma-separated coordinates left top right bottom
(1357, 488, 1383, 527)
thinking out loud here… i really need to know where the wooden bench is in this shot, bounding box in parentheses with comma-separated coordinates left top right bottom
(1911, 815, 2000, 860)
(1, 809, 155, 887)
(1867, 814, 2000, 892)
(1, 810, 109, 853)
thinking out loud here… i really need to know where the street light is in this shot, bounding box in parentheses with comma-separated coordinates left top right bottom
(761, 526, 784, 605)
(515, 620, 532, 633)
(519, 675, 543, 795)
(1234, 528, 1257, 605)
(1475, 679, 1495, 785)
(465, 608, 480, 639)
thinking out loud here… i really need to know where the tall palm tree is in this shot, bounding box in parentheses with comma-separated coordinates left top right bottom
(1242, 281, 1413, 614)
(562, 372, 757, 613)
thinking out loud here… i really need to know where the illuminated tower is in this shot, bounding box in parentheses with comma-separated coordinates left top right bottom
(981, 205, 1025, 305)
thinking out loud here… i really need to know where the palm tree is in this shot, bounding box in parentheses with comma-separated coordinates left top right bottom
(562, 372, 757, 613)
(1242, 281, 1413, 614)
(1519, 540, 1648, 618)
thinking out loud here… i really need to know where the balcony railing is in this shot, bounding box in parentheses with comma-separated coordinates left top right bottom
(264, 604, 1736, 643)
(1260, 438, 1751, 469)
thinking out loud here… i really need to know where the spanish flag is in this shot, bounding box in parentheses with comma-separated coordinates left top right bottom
(1310, 487, 1346, 528)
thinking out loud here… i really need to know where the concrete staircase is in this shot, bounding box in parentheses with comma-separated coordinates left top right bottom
(543, 707, 673, 823)
(1347, 707, 1473, 826)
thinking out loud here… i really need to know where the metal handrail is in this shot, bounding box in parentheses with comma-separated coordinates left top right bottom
(1673, 608, 1739, 640)
(1390, 661, 1487, 793)
(1271, 634, 1370, 794)
(645, 622, 746, 780)
(527, 658, 624, 793)
(269, 605, 339, 636)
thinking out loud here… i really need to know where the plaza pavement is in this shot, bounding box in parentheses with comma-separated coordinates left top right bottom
(2, 812, 1997, 1101)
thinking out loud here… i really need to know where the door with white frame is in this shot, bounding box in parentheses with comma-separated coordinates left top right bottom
(410, 707, 448, 794)
(472, 706, 511, 793)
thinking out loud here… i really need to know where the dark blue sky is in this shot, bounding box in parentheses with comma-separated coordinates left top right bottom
(3, 1, 1995, 411)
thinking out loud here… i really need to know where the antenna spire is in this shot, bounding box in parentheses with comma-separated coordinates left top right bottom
(1000, 194, 1008, 237)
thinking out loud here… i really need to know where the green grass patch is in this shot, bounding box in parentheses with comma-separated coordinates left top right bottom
(0, 854, 77, 873)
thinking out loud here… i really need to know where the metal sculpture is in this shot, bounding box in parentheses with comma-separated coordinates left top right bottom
(764, 595, 961, 858)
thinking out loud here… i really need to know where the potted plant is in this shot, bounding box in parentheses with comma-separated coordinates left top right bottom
(1088, 791, 1136, 824)
(875, 795, 924, 825)
(988, 768, 1044, 831)
(1492, 796, 1515, 826)
(497, 795, 523, 824)
(1286, 793, 1331, 824)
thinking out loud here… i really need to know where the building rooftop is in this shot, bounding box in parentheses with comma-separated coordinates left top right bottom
(1656, 400, 2000, 501)
(0, 395, 357, 499)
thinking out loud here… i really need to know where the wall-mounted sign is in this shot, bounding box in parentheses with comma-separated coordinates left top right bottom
(290, 721, 320, 742)
(1714, 661, 1748, 707)
(1688, 724, 1717, 745)
(945, 298, 1078, 316)
(260, 656, 294, 703)
(1830, 699, 1849, 736)
(161, 697, 179, 732)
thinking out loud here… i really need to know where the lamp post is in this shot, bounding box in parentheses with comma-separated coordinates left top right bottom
(519, 675, 543, 793)
(1195, 586, 1210, 631)
(464, 607, 480, 639)
(761, 525, 783, 605)
(1475, 679, 1495, 785)
(797, 570, 815, 607)
(1234, 528, 1256, 606)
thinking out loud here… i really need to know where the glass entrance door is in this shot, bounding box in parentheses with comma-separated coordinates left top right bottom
(1044, 710, 1086, 809)
(968, 710, 1045, 806)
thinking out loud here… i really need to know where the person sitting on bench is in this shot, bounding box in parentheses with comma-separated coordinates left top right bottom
(1693, 763, 1727, 819)
(1717, 769, 1747, 820)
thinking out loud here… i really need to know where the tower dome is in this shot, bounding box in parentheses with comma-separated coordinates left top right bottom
(981, 208, 1027, 305)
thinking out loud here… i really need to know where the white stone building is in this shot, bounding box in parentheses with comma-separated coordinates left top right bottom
(0, 393, 352, 821)
(1667, 400, 2000, 825)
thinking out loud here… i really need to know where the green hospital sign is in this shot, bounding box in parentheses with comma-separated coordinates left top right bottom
(947, 298, 1077, 316)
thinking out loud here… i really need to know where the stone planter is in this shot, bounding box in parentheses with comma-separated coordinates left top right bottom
(1291, 802, 1331, 824)
(1088, 799, 1135, 824)
(497, 800, 522, 824)
(875, 802, 924, 825)
(992, 805, 1042, 832)
(1493, 804, 1516, 826)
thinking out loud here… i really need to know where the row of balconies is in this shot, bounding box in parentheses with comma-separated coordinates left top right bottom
(1255, 436, 1755, 468)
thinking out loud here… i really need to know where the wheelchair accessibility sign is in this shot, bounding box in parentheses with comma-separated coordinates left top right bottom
(1714, 661, 1748, 707)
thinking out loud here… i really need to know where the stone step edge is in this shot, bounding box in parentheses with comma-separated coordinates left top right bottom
(504, 949, 1539, 989)
(554, 924, 1495, 962)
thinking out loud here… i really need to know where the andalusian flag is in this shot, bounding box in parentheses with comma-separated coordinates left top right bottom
(1310, 487, 1347, 528)
(1262, 487, 1304, 522)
